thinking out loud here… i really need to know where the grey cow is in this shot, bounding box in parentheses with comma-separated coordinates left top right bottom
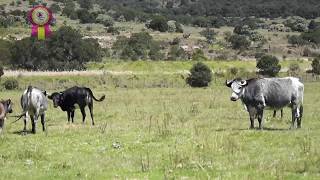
(226, 77, 304, 129)
(18, 86, 48, 134)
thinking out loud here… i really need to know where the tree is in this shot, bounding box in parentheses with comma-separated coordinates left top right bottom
(311, 57, 320, 75)
(147, 15, 168, 32)
(112, 32, 163, 60)
(308, 20, 319, 31)
(186, 62, 212, 87)
(50, 3, 61, 13)
(199, 28, 216, 43)
(256, 55, 281, 77)
(10, 26, 102, 71)
(228, 34, 251, 50)
(77, 0, 93, 9)
(288, 63, 301, 76)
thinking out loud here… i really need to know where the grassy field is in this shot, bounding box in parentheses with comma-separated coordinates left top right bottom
(0, 76, 319, 179)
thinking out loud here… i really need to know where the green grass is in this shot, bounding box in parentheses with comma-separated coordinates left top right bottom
(0, 77, 319, 179)
(87, 59, 312, 73)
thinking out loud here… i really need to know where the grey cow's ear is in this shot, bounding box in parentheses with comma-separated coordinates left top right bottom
(225, 80, 233, 87)
(239, 80, 247, 86)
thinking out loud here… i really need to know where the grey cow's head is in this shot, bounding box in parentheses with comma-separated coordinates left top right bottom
(48, 92, 63, 108)
(226, 78, 248, 101)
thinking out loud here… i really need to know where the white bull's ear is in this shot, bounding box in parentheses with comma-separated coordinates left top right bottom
(226, 80, 233, 87)
(240, 80, 247, 86)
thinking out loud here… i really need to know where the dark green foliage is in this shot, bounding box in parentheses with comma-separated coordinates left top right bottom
(3, 79, 19, 90)
(311, 57, 320, 75)
(50, 3, 61, 13)
(112, 32, 163, 60)
(77, 9, 97, 24)
(0, 66, 3, 78)
(301, 29, 320, 45)
(256, 55, 281, 77)
(227, 34, 251, 50)
(199, 28, 216, 43)
(192, 49, 207, 61)
(168, 45, 188, 60)
(288, 63, 301, 76)
(186, 62, 212, 87)
(77, 0, 93, 9)
(62, 1, 76, 18)
(10, 26, 102, 71)
(175, 22, 183, 33)
(0, 39, 12, 65)
(106, 26, 120, 35)
(308, 20, 319, 31)
(288, 35, 306, 46)
(147, 15, 168, 32)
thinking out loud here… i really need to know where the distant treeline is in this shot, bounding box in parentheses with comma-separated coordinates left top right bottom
(95, 0, 320, 21)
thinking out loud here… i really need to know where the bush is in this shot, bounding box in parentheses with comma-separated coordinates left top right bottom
(227, 34, 251, 50)
(256, 55, 281, 77)
(186, 62, 212, 87)
(311, 57, 320, 75)
(288, 63, 301, 76)
(147, 15, 168, 32)
(10, 26, 102, 71)
(192, 49, 207, 61)
(3, 79, 19, 90)
(50, 3, 61, 13)
(168, 45, 188, 60)
(288, 35, 305, 46)
(199, 28, 216, 43)
(112, 32, 163, 60)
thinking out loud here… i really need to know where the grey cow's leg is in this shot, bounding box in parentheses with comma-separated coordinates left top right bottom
(247, 107, 256, 129)
(280, 109, 283, 119)
(41, 114, 46, 132)
(290, 107, 297, 129)
(31, 116, 36, 134)
(297, 105, 303, 128)
(257, 109, 264, 130)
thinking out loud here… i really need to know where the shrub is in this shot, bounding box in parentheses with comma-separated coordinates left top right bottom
(3, 79, 19, 90)
(112, 32, 162, 60)
(50, 3, 61, 13)
(288, 63, 301, 76)
(288, 35, 305, 46)
(147, 15, 168, 32)
(186, 62, 212, 87)
(192, 49, 207, 61)
(311, 57, 320, 75)
(168, 45, 188, 60)
(10, 26, 102, 71)
(228, 34, 251, 50)
(200, 28, 216, 44)
(256, 55, 281, 77)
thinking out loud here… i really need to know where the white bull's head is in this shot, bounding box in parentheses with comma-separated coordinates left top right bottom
(226, 79, 248, 101)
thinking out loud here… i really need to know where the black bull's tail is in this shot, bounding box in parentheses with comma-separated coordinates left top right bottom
(85, 88, 105, 102)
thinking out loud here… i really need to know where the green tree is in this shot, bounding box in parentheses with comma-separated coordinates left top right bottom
(311, 57, 320, 75)
(228, 34, 251, 50)
(147, 15, 168, 32)
(199, 28, 216, 43)
(186, 62, 212, 87)
(10, 26, 102, 71)
(256, 55, 281, 77)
